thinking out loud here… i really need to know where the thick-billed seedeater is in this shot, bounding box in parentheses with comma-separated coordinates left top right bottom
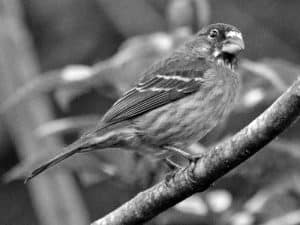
(26, 23, 245, 181)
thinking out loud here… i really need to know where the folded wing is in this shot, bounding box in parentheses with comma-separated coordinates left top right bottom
(103, 73, 204, 124)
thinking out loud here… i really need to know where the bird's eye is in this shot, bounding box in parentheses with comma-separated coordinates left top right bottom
(209, 29, 219, 39)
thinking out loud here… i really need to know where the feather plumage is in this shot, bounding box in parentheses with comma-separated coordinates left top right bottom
(103, 70, 204, 124)
(26, 23, 244, 182)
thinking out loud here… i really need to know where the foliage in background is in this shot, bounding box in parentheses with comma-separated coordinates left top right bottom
(1, 0, 300, 225)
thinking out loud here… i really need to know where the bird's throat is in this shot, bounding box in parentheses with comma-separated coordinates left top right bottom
(216, 53, 237, 70)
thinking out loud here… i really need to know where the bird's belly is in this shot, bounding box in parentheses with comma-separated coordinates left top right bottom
(136, 85, 235, 148)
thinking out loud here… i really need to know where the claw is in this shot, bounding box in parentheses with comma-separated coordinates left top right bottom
(165, 166, 186, 185)
(165, 170, 176, 183)
(188, 153, 203, 163)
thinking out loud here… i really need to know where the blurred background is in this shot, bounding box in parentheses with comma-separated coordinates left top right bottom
(1, 0, 300, 225)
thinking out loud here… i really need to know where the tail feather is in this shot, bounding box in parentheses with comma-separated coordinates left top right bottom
(25, 145, 86, 183)
(25, 122, 137, 183)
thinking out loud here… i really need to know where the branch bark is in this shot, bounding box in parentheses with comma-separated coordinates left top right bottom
(92, 78, 300, 225)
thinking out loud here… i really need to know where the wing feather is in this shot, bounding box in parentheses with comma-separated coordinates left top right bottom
(103, 70, 205, 124)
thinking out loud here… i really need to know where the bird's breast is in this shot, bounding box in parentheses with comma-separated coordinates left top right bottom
(136, 70, 239, 149)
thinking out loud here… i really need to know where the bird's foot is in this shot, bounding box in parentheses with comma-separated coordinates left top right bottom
(165, 165, 186, 184)
(163, 157, 183, 184)
(188, 153, 204, 163)
(163, 146, 204, 185)
(165, 170, 176, 183)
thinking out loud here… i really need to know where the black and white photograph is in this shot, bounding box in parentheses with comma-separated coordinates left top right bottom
(1, 1, 300, 225)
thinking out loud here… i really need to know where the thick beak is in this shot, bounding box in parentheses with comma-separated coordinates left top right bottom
(222, 32, 245, 54)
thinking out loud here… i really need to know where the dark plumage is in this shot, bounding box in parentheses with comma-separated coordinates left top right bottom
(26, 23, 245, 181)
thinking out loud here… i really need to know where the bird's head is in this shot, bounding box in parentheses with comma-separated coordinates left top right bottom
(188, 23, 245, 67)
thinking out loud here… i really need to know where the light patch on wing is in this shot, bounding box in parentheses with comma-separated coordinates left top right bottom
(226, 30, 243, 40)
(194, 77, 204, 81)
(136, 87, 172, 92)
(103, 72, 202, 124)
(138, 74, 201, 86)
(156, 74, 191, 82)
(154, 74, 203, 82)
(136, 75, 203, 92)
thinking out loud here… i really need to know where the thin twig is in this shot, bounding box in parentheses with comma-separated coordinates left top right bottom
(92, 78, 300, 225)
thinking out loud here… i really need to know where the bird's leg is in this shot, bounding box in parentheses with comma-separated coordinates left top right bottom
(164, 157, 186, 184)
(162, 146, 205, 185)
(164, 157, 183, 170)
(163, 146, 203, 185)
(164, 145, 203, 163)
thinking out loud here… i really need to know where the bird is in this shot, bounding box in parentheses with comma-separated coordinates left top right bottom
(25, 23, 245, 182)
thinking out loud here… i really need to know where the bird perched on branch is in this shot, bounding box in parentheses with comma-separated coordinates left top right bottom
(26, 23, 245, 182)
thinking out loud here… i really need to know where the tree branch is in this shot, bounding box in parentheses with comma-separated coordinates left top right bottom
(92, 78, 300, 225)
